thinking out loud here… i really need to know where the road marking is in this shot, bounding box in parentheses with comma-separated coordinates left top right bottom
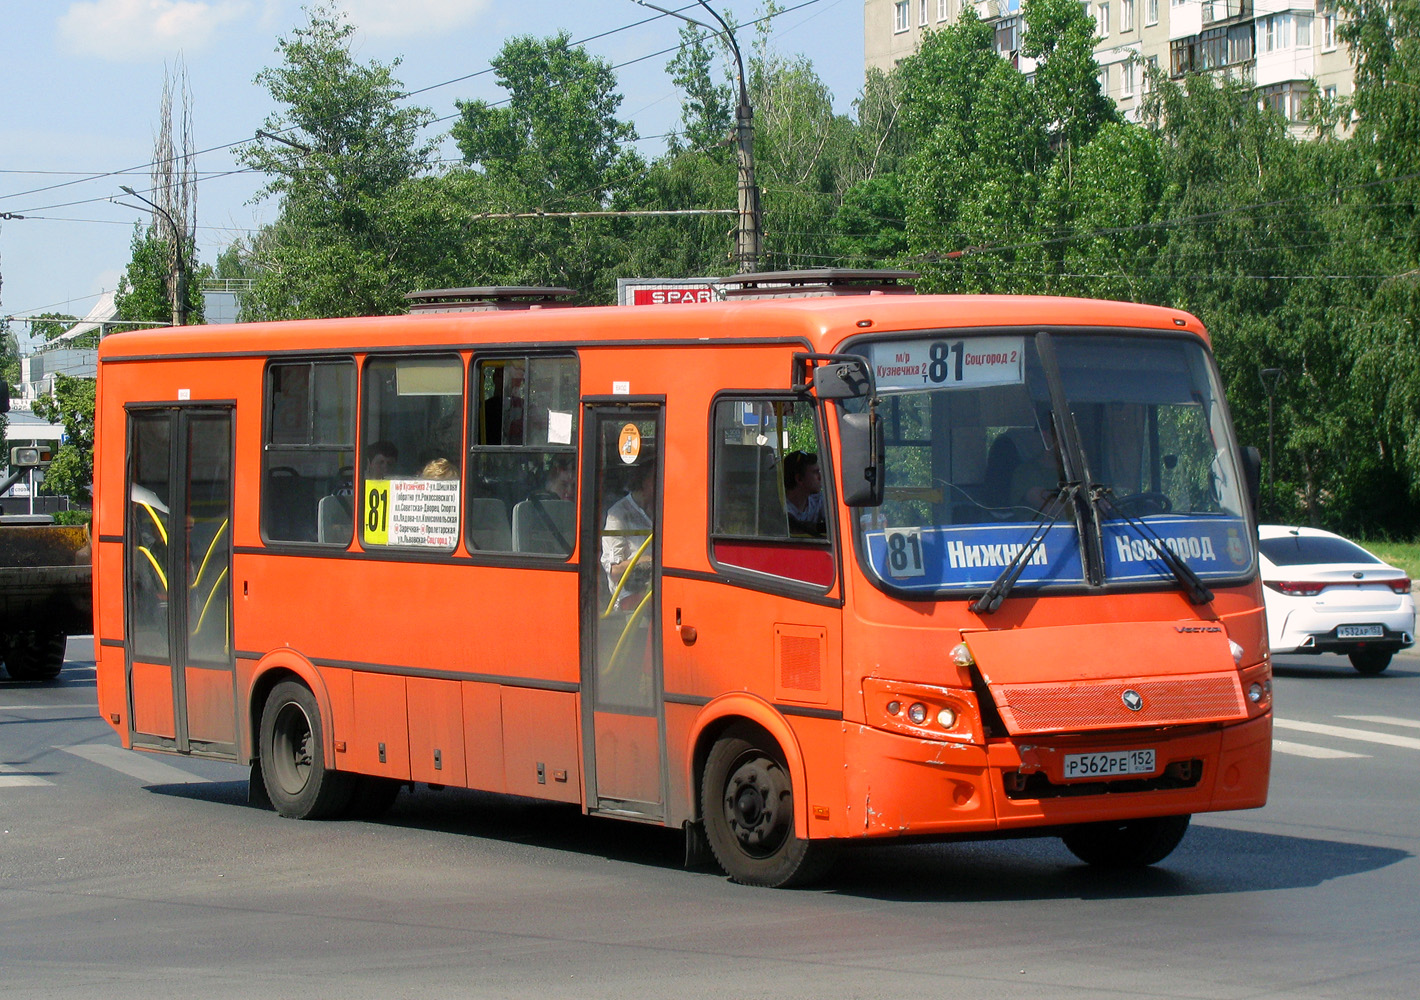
(60, 744, 211, 785)
(0, 763, 52, 787)
(1272, 740, 1368, 759)
(1338, 715, 1420, 730)
(0, 704, 90, 711)
(1274, 718, 1420, 751)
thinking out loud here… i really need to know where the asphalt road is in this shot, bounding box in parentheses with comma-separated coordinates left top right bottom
(2, 639, 1418, 999)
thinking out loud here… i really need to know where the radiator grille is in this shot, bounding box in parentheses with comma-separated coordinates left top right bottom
(991, 672, 1246, 734)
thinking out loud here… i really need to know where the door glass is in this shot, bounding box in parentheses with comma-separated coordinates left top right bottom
(593, 416, 658, 711)
(129, 413, 173, 662)
(185, 414, 232, 665)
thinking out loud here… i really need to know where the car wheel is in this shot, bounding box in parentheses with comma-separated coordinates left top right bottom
(1349, 650, 1392, 675)
(1062, 814, 1191, 868)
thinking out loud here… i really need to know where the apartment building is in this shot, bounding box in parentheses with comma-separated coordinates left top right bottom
(864, 0, 1353, 128)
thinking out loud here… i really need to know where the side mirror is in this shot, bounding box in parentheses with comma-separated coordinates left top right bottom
(1242, 446, 1262, 519)
(793, 353, 874, 400)
(838, 408, 885, 507)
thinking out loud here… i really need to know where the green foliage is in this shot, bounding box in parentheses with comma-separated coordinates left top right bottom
(237, 3, 435, 319)
(667, 25, 734, 156)
(114, 223, 204, 326)
(28, 312, 80, 343)
(453, 33, 641, 207)
(30, 375, 95, 504)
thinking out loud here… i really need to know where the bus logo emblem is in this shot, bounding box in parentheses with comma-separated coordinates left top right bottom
(1122, 689, 1144, 711)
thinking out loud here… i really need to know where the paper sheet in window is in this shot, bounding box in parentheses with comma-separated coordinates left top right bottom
(548, 410, 573, 445)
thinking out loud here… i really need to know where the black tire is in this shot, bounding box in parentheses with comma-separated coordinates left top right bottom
(1349, 650, 1392, 675)
(701, 725, 832, 888)
(343, 775, 403, 820)
(3, 630, 67, 682)
(1062, 814, 1191, 868)
(259, 680, 353, 819)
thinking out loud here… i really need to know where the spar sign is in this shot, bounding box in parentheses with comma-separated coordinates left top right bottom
(617, 277, 720, 306)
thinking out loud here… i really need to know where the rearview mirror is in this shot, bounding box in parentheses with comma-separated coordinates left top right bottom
(838, 409, 885, 507)
(793, 353, 874, 400)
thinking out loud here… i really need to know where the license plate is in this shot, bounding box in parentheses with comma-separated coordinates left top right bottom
(1337, 624, 1384, 639)
(1062, 749, 1156, 780)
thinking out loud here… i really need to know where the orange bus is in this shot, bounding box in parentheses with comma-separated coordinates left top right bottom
(92, 271, 1272, 887)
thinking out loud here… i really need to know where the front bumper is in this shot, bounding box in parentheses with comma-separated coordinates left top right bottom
(835, 713, 1271, 840)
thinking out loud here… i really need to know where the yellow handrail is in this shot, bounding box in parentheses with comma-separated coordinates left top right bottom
(602, 532, 654, 619)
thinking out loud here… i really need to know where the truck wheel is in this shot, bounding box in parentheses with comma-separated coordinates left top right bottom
(259, 680, 353, 819)
(3, 630, 66, 682)
(701, 724, 833, 887)
(1062, 814, 1191, 868)
(1349, 650, 1392, 675)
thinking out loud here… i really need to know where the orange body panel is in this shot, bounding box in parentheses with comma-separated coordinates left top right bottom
(91, 292, 1267, 852)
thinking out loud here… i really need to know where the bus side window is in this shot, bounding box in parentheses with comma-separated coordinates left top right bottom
(467, 355, 579, 556)
(709, 398, 834, 588)
(358, 355, 464, 553)
(263, 360, 355, 545)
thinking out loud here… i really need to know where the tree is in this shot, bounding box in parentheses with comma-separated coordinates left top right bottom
(114, 223, 204, 326)
(238, 3, 436, 318)
(30, 375, 95, 504)
(453, 33, 641, 207)
(666, 25, 734, 157)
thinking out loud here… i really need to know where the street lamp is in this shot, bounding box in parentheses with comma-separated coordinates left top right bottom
(634, 0, 761, 272)
(1259, 367, 1284, 506)
(119, 185, 189, 327)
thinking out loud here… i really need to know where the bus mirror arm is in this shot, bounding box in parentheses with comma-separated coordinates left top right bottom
(839, 406, 885, 508)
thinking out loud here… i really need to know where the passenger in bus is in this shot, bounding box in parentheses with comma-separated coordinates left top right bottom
(601, 462, 654, 595)
(529, 455, 575, 502)
(364, 441, 398, 480)
(783, 451, 826, 536)
(421, 457, 458, 480)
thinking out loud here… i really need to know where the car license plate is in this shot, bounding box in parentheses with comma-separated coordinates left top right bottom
(1062, 749, 1156, 780)
(1337, 624, 1384, 639)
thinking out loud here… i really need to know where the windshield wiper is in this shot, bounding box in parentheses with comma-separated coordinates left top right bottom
(1092, 487, 1214, 605)
(970, 483, 1081, 615)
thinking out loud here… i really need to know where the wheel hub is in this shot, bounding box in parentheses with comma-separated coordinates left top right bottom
(723, 756, 790, 854)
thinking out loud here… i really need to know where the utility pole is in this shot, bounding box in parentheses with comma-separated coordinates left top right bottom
(634, 0, 761, 272)
(119, 186, 189, 327)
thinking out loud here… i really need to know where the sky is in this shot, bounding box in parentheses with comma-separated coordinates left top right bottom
(0, 0, 865, 343)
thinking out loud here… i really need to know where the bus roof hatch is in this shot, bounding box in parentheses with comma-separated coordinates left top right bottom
(404, 287, 579, 313)
(715, 269, 918, 300)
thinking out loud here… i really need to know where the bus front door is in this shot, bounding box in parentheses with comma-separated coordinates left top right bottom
(580, 405, 666, 821)
(124, 407, 237, 758)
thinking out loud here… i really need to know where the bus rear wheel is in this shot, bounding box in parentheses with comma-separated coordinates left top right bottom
(1061, 814, 1191, 868)
(2, 629, 67, 682)
(701, 725, 831, 888)
(259, 680, 353, 819)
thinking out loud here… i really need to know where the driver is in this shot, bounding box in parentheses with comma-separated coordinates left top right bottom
(1012, 421, 1065, 513)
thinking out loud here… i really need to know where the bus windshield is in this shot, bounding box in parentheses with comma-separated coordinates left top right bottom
(857, 330, 1254, 596)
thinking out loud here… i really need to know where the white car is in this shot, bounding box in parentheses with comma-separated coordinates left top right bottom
(1258, 525, 1416, 674)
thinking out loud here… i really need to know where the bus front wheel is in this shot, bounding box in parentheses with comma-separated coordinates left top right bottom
(1061, 814, 1191, 868)
(701, 725, 832, 888)
(259, 680, 353, 819)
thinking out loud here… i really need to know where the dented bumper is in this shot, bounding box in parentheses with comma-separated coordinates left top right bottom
(834, 712, 1271, 839)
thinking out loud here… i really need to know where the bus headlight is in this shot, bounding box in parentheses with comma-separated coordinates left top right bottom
(862, 678, 981, 744)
